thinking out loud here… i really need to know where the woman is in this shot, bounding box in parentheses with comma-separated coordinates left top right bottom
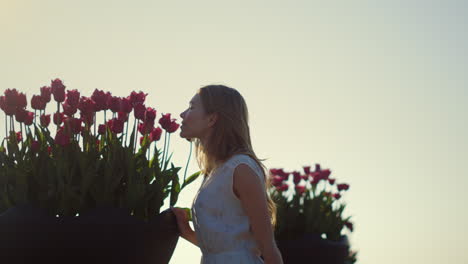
(171, 85, 283, 264)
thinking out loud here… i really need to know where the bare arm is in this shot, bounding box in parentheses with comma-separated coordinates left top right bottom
(233, 164, 283, 264)
(171, 207, 199, 247)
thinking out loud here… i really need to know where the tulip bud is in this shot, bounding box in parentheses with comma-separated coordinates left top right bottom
(51, 78, 66, 103)
(40, 86, 52, 103)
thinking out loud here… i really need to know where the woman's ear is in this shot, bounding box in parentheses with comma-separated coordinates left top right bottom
(208, 113, 218, 127)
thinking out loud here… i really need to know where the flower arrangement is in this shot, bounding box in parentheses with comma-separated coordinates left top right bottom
(269, 164, 357, 263)
(0, 78, 200, 221)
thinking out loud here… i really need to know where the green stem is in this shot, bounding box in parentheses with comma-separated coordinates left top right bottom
(94, 112, 96, 137)
(161, 131, 168, 169)
(182, 141, 193, 186)
(133, 119, 137, 153)
(125, 117, 129, 147)
(4, 113, 7, 140)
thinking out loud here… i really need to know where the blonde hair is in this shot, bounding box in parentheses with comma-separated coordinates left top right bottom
(192, 84, 277, 228)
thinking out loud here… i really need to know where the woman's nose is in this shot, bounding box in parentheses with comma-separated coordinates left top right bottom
(180, 111, 185, 118)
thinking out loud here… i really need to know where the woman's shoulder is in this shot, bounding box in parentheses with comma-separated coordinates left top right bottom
(226, 153, 253, 165)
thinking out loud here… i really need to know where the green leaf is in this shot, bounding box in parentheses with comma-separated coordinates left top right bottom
(181, 171, 202, 190)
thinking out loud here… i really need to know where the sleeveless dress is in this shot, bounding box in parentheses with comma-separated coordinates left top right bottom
(191, 154, 265, 264)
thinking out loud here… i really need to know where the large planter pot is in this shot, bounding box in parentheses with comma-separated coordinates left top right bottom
(0, 204, 180, 264)
(277, 233, 349, 264)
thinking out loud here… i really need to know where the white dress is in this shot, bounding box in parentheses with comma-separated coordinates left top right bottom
(191, 154, 265, 264)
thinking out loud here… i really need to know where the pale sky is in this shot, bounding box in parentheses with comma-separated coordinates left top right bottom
(1, 1, 467, 263)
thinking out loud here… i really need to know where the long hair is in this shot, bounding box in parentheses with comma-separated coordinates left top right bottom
(192, 84, 277, 228)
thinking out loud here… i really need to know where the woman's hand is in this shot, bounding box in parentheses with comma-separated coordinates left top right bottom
(171, 207, 199, 247)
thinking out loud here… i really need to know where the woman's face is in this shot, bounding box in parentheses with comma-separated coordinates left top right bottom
(179, 93, 216, 140)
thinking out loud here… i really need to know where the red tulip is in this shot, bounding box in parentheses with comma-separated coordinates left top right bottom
(62, 102, 78, 116)
(15, 108, 28, 123)
(337, 183, 350, 191)
(54, 128, 70, 146)
(91, 89, 107, 111)
(129, 91, 147, 106)
(315, 164, 321, 172)
(53, 112, 65, 125)
(0, 96, 5, 111)
(271, 176, 284, 187)
(292, 171, 301, 184)
(311, 175, 320, 185)
(40, 86, 52, 103)
(276, 183, 289, 192)
(277, 169, 289, 179)
(159, 113, 171, 130)
(4, 88, 19, 107)
(295, 185, 306, 195)
(145, 107, 157, 121)
(328, 178, 336, 185)
(138, 120, 154, 135)
(269, 169, 279, 176)
(118, 111, 128, 122)
(66, 89, 80, 107)
(333, 193, 341, 200)
(80, 112, 94, 125)
(303, 166, 311, 175)
(40, 114, 51, 127)
(31, 95, 46, 110)
(121, 97, 132, 113)
(78, 96, 96, 115)
(133, 103, 146, 120)
(166, 121, 180, 133)
(150, 127, 162, 142)
(107, 118, 124, 134)
(108, 96, 121, 113)
(16, 131, 22, 142)
(65, 117, 82, 134)
(51, 78, 66, 103)
(31, 140, 40, 152)
(320, 169, 331, 180)
(17, 92, 27, 109)
(98, 124, 106, 135)
(24, 111, 34, 126)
